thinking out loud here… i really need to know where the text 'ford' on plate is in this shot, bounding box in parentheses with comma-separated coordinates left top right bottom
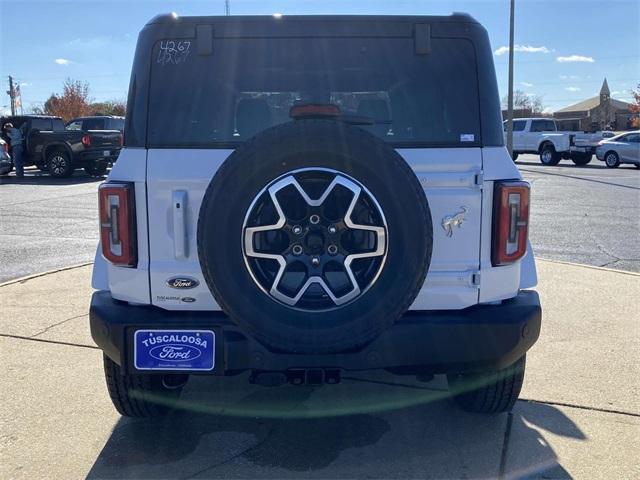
(166, 277, 199, 289)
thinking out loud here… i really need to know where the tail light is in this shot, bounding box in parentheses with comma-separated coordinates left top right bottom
(82, 135, 91, 147)
(492, 181, 530, 266)
(99, 182, 137, 267)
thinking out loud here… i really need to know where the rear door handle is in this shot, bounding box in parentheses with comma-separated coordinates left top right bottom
(172, 190, 188, 260)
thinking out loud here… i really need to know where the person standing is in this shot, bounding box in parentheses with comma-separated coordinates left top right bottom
(3, 123, 24, 178)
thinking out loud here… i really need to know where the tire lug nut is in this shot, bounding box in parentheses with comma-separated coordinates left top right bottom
(311, 256, 320, 266)
(328, 225, 337, 234)
(292, 225, 302, 235)
(310, 214, 320, 225)
(292, 245, 303, 256)
(328, 245, 338, 255)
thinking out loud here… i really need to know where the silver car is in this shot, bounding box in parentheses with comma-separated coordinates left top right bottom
(595, 130, 640, 169)
(0, 138, 12, 176)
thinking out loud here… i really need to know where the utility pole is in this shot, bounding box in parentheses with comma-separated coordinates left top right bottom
(225, 0, 230, 16)
(506, 0, 515, 159)
(8, 76, 16, 115)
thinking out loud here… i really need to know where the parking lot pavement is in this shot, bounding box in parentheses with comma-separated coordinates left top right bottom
(0, 168, 102, 282)
(517, 155, 640, 272)
(1, 261, 638, 479)
(0, 157, 638, 284)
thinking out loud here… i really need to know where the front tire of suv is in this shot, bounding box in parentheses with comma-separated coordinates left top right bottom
(103, 355, 188, 417)
(539, 144, 560, 166)
(447, 355, 526, 414)
(604, 151, 620, 168)
(47, 150, 74, 178)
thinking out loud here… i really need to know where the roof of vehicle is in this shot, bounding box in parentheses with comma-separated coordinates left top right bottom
(146, 13, 479, 26)
(126, 12, 503, 148)
(67, 116, 125, 121)
(1, 115, 61, 120)
(603, 130, 640, 141)
(503, 118, 553, 122)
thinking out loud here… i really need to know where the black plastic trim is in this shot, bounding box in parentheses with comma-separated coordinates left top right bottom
(90, 290, 541, 375)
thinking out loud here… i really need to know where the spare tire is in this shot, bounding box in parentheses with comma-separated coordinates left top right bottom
(198, 120, 432, 353)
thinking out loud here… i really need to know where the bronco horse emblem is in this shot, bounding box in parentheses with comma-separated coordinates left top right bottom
(442, 206, 468, 237)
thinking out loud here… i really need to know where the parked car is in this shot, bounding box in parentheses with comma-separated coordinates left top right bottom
(66, 116, 125, 133)
(0, 115, 122, 177)
(595, 131, 640, 168)
(0, 137, 11, 176)
(504, 118, 608, 165)
(90, 13, 541, 418)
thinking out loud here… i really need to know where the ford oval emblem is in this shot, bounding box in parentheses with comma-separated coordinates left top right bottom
(149, 344, 202, 362)
(166, 277, 199, 289)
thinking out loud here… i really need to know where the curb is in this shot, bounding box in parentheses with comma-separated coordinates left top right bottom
(0, 262, 94, 288)
(537, 257, 640, 277)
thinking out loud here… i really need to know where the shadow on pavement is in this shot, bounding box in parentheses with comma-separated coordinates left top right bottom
(518, 164, 640, 190)
(87, 375, 583, 479)
(516, 160, 638, 170)
(0, 171, 105, 186)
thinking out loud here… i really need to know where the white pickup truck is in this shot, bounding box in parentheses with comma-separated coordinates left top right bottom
(504, 117, 611, 166)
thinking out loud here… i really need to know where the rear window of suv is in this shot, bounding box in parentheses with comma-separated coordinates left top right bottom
(147, 37, 481, 148)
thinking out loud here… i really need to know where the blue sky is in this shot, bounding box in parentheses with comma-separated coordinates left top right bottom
(1, 0, 638, 115)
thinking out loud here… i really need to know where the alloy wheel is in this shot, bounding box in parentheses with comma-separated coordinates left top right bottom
(242, 168, 388, 311)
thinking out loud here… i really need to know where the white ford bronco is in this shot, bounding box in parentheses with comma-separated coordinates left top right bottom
(90, 13, 541, 417)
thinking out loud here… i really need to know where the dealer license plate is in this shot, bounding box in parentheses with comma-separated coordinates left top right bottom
(134, 329, 215, 371)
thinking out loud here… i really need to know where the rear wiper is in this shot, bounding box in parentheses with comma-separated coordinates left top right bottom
(289, 104, 391, 126)
(335, 115, 392, 126)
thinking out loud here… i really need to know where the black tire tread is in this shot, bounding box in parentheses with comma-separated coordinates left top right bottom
(85, 162, 108, 177)
(47, 149, 74, 178)
(570, 153, 592, 166)
(448, 356, 526, 414)
(103, 355, 176, 417)
(539, 144, 560, 166)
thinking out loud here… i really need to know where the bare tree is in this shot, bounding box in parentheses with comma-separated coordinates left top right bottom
(502, 89, 545, 116)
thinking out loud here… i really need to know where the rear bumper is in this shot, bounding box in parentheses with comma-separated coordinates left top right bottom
(90, 290, 541, 375)
(78, 148, 121, 164)
(569, 146, 595, 154)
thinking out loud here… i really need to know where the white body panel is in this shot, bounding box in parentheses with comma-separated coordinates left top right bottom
(146, 149, 230, 310)
(144, 147, 484, 311)
(99, 144, 535, 311)
(104, 149, 151, 304)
